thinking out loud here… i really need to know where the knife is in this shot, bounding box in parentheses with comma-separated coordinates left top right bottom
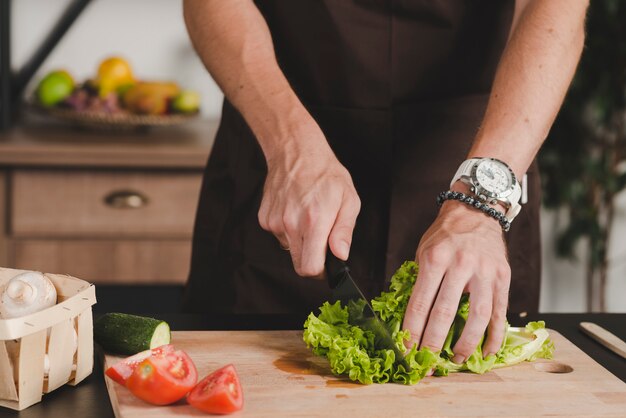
(579, 322, 626, 360)
(325, 251, 409, 369)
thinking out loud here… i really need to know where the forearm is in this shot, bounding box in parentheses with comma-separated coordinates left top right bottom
(183, 0, 326, 163)
(468, 0, 589, 178)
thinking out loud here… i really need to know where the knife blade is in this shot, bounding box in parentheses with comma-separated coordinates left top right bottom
(325, 251, 409, 369)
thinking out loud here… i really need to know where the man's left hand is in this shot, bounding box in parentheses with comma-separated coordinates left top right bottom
(402, 193, 511, 363)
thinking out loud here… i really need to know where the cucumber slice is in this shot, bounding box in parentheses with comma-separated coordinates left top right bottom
(95, 313, 171, 355)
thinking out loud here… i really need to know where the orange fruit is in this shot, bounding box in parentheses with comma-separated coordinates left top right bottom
(96, 57, 135, 97)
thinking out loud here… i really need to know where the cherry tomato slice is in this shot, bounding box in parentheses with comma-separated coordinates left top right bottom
(105, 344, 174, 385)
(126, 350, 198, 405)
(187, 364, 243, 414)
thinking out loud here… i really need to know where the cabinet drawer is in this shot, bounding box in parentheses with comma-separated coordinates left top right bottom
(11, 169, 202, 238)
(12, 239, 191, 284)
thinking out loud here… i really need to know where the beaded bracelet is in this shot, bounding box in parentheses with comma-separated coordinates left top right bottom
(436, 190, 511, 232)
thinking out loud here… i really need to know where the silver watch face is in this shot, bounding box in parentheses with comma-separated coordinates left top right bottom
(473, 159, 515, 196)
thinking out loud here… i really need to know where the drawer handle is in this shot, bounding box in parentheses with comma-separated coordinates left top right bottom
(104, 190, 149, 209)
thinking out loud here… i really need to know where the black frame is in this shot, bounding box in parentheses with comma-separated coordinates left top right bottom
(0, 0, 92, 131)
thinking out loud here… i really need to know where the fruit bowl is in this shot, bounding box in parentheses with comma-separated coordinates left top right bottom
(30, 57, 201, 131)
(26, 100, 199, 131)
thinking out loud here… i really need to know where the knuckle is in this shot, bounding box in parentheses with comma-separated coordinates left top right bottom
(490, 308, 506, 323)
(422, 245, 450, 266)
(267, 217, 282, 234)
(453, 341, 471, 356)
(297, 264, 323, 277)
(454, 252, 473, 271)
(472, 303, 492, 320)
(497, 263, 512, 280)
(431, 304, 457, 320)
(406, 299, 431, 317)
(303, 206, 321, 226)
(421, 334, 445, 351)
(490, 312, 508, 333)
(350, 194, 362, 212)
(494, 272, 511, 294)
(455, 339, 477, 357)
(281, 213, 298, 234)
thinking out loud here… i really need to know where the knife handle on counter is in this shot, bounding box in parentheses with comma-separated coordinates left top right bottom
(325, 250, 349, 290)
(579, 322, 626, 360)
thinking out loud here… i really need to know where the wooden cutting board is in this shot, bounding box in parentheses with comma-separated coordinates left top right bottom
(104, 330, 626, 418)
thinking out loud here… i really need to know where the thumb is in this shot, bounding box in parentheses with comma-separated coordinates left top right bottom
(328, 197, 359, 260)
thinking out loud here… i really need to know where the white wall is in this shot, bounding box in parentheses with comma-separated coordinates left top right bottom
(540, 192, 626, 312)
(11, 0, 224, 117)
(11, 0, 625, 312)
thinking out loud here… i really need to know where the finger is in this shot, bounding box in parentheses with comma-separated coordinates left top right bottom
(402, 255, 448, 350)
(299, 210, 334, 277)
(258, 194, 271, 231)
(482, 278, 510, 356)
(282, 209, 304, 273)
(328, 194, 360, 260)
(276, 234, 290, 250)
(451, 282, 492, 363)
(419, 269, 468, 352)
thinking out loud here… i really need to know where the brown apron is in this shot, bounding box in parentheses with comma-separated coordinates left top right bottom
(183, 0, 541, 316)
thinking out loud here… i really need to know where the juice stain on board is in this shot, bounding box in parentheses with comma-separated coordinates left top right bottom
(273, 354, 364, 388)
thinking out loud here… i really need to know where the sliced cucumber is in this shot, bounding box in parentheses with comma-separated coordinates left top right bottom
(94, 313, 171, 355)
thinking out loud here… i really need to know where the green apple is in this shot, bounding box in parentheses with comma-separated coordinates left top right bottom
(36, 70, 75, 107)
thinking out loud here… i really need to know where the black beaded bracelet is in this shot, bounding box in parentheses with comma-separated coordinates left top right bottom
(436, 190, 511, 232)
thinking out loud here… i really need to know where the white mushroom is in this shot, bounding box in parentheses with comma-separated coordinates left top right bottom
(0, 271, 57, 319)
(44, 325, 78, 377)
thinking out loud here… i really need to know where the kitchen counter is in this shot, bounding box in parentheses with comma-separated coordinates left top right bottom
(0, 115, 217, 169)
(3, 307, 624, 418)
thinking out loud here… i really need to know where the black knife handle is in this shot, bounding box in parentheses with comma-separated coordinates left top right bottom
(325, 249, 349, 290)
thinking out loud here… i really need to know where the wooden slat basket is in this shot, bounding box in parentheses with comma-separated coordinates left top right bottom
(0, 268, 97, 411)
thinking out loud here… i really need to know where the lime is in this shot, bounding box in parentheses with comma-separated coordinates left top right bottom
(36, 70, 75, 107)
(171, 90, 200, 114)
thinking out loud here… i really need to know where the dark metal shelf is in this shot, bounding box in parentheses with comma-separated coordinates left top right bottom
(0, 0, 93, 131)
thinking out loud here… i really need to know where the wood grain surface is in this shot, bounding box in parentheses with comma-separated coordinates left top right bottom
(11, 169, 201, 238)
(0, 118, 217, 169)
(13, 239, 191, 284)
(104, 330, 626, 418)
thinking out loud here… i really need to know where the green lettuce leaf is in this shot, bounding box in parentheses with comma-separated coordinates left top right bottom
(303, 261, 555, 385)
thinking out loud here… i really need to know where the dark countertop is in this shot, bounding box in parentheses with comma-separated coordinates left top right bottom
(2, 286, 625, 418)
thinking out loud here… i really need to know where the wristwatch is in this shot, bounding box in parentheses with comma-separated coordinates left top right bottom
(450, 157, 522, 222)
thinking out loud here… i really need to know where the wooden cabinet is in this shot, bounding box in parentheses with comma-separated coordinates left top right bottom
(0, 117, 217, 284)
(11, 169, 200, 238)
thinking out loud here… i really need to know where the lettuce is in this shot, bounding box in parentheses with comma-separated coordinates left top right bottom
(303, 261, 554, 385)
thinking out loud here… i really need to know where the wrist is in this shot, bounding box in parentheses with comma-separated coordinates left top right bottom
(449, 180, 508, 213)
(262, 119, 338, 176)
(438, 188, 509, 233)
(257, 108, 332, 167)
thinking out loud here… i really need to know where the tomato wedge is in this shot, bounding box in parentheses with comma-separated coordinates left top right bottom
(187, 364, 243, 414)
(126, 349, 198, 405)
(105, 344, 174, 385)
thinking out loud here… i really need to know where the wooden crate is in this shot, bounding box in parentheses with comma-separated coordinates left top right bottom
(0, 268, 97, 410)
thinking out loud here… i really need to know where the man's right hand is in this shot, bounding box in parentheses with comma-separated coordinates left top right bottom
(183, 1, 360, 276)
(258, 125, 361, 277)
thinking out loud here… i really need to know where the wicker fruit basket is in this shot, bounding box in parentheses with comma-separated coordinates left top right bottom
(0, 268, 96, 411)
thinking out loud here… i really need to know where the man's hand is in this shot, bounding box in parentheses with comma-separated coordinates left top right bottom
(402, 192, 510, 362)
(258, 125, 361, 277)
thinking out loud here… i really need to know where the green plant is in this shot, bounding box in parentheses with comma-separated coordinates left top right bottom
(539, 0, 626, 311)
